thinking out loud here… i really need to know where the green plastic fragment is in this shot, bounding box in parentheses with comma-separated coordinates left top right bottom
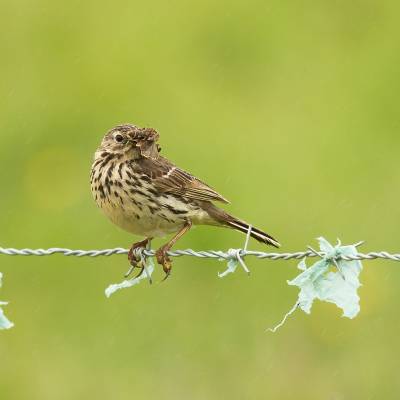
(105, 258, 154, 297)
(0, 272, 14, 330)
(269, 237, 363, 332)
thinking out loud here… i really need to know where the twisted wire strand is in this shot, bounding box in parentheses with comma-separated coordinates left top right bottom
(0, 247, 400, 262)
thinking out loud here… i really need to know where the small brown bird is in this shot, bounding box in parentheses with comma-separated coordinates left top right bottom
(90, 124, 280, 279)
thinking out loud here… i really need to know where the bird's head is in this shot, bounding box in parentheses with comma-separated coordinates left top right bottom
(97, 124, 161, 160)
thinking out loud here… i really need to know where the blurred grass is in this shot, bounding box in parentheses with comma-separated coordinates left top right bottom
(1, 0, 400, 398)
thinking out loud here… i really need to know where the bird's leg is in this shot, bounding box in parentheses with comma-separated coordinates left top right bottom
(156, 220, 192, 281)
(126, 237, 153, 279)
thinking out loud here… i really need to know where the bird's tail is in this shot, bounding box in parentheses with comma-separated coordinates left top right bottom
(204, 204, 280, 248)
(225, 217, 280, 248)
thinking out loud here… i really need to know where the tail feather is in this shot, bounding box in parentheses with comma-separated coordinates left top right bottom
(226, 218, 280, 248)
(201, 203, 280, 248)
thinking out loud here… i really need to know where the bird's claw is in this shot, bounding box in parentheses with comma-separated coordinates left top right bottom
(126, 238, 151, 279)
(156, 247, 172, 281)
(124, 264, 136, 278)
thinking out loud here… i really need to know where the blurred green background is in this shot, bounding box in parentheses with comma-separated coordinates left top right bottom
(1, 0, 400, 398)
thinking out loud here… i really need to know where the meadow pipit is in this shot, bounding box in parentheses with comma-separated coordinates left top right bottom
(90, 124, 280, 279)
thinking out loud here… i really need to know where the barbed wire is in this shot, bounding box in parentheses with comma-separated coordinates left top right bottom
(1, 246, 400, 262)
(1, 239, 398, 330)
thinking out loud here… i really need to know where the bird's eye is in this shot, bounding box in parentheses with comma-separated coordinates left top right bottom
(114, 134, 124, 143)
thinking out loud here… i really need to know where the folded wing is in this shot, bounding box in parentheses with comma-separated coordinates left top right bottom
(135, 156, 230, 204)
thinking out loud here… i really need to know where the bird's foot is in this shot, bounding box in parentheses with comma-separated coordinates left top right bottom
(126, 238, 152, 282)
(156, 246, 172, 281)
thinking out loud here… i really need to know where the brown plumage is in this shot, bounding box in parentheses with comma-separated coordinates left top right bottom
(90, 124, 280, 279)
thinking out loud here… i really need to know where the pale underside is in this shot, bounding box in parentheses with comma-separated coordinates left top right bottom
(90, 156, 223, 238)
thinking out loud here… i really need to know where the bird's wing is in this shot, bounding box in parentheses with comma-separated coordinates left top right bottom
(135, 156, 230, 204)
